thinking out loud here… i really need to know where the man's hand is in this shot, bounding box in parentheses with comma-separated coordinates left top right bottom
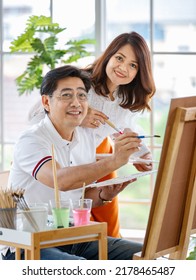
(112, 128, 142, 166)
(84, 178, 137, 207)
(98, 178, 137, 201)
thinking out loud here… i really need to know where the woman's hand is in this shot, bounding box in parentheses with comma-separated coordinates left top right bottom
(133, 152, 153, 171)
(80, 107, 108, 128)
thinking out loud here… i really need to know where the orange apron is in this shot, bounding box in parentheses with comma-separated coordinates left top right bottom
(90, 137, 121, 237)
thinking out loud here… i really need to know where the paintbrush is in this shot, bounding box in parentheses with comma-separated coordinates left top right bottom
(104, 119, 123, 134)
(88, 106, 160, 138)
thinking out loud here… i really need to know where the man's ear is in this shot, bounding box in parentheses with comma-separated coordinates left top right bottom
(42, 95, 50, 112)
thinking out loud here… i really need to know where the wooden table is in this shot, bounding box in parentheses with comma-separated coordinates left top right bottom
(0, 222, 107, 260)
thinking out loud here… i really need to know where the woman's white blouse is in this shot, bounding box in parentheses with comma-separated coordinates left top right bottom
(88, 88, 150, 156)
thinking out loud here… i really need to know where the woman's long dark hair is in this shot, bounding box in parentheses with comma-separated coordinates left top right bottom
(85, 32, 156, 112)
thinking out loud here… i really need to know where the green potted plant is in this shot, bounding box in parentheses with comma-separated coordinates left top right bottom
(9, 15, 95, 95)
(186, 237, 196, 260)
(187, 247, 196, 260)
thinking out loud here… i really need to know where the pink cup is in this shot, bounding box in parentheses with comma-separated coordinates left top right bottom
(71, 199, 92, 226)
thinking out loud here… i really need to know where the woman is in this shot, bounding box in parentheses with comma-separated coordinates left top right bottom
(81, 31, 156, 237)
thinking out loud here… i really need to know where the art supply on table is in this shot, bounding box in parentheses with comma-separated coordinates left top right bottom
(80, 182, 86, 209)
(0, 187, 17, 229)
(51, 144, 71, 228)
(0, 187, 40, 231)
(22, 203, 48, 232)
(51, 144, 61, 208)
(70, 199, 92, 226)
(11, 188, 39, 231)
(49, 199, 70, 228)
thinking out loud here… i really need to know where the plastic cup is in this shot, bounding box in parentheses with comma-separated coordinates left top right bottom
(21, 203, 48, 232)
(70, 199, 92, 226)
(0, 207, 17, 229)
(49, 200, 70, 228)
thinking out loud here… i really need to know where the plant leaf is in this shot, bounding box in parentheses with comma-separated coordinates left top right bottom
(9, 15, 95, 95)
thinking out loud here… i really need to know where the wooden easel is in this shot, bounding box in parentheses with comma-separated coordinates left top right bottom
(134, 96, 196, 260)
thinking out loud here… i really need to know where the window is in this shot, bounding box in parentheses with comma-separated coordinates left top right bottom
(0, 0, 95, 170)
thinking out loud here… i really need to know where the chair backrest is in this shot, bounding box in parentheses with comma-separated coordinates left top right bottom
(0, 170, 10, 189)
